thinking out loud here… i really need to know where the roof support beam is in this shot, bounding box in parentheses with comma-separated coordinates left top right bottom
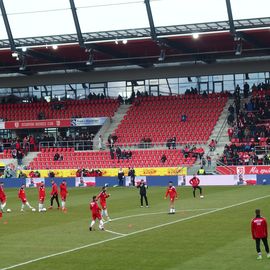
(69, 0, 85, 48)
(144, 0, 158, 41)
(225, 0, 236, 36)
(0, 0, 16, 51)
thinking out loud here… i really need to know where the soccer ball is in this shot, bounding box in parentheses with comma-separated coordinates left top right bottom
(6, 208, 11, 213)
(32, 208, 36, 212)
(200, 195, 204, 199)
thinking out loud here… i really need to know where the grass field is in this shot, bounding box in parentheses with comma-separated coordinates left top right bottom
(1, 185, 270, 270)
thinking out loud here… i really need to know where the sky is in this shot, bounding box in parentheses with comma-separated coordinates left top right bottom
(0, 0, 269, 40)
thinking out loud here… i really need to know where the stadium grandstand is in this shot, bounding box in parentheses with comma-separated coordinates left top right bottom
(0, 0, 269, 178)
(2, 1, 270, 270)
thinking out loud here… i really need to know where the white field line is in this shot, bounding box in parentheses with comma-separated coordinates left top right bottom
(108, 208, 219, 223)
(1, 194, 270, 270)
(105, 229, 127, 236)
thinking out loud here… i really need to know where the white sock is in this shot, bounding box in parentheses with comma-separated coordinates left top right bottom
(172, 208, 175, 213)
(169, 208, 173, 213)
(21, 204, 25, 210)
(1, 202, 6, 211)
(26, 202, 32, 209)
(39, 203, 42, 211)
(99, 219, 104, 228)
(62, 201, 65, 208)
(90, 220, 95, 228)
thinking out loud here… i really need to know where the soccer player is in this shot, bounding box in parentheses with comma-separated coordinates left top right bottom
(0, 182, 7, 213)
(251, 209, 270, 259)
(49, 180, 60, 209)
(89, 196, 104, 231)
(18, 184, 34, 212)
(38, 181, 46, 212)
(164, 181, 178, 214)
(60, 180, 68, 211)
(189, 174, 203, 198)
(137, 179, 149, 208)
(97, 186, 111, 222)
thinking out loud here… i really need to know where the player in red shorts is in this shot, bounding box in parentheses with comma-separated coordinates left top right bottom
(0, 182, 7, 213)
(164, 181, 178, 214)
(189, 174, 203, 198)
(60, 180, 68, 211)
(18, 184, 34, 212)
(97, 186, 111, 222)
(89, 196, 104, 231)
(38, 181, 46, 212)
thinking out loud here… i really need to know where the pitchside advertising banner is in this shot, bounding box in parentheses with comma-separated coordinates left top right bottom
(21, 167, 187, 178)
(3, 174, 267, 188)
(3, 117, 108, 130)
(178, 175, 257, 186)
(75, 177, 96, 187)
(216, 165, 270, 175)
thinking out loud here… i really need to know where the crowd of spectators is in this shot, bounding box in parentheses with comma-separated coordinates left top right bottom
(218, 81, 270, 166)
(75, 168, 102, 177)
(166, 137, 176, 149)
(110, 146, 132, 161)
(182, 144, 204, 160)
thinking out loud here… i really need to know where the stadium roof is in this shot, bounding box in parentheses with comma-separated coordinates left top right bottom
(0, 0, 270, 76)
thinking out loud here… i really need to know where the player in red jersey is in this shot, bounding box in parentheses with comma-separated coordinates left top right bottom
(0, 182, 7, 213)
(251, 209, 270, 260)
(18, 184, 34, 212)
(49, 180, 60, 210)
(164, 181, 178, 214)
(38, 181, 46, 212)
(89, 196, 104, 231)
(97, 186, 111, 222)
(60, 180, 68, 211)
(189, 174, 203, 198)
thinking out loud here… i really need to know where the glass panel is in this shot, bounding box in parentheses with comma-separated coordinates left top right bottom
(4, 0, 75, 38)
(231, 0, 270, 20)
(151, 0, 228, 27)
(0, 15, 8, 40)
(76, 0, 148, 32)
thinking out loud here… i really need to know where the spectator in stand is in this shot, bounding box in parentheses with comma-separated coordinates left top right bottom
(29, 136, 35, 151)
(110, 147, 115, 159)
(207, 156, 211, 167)
(118, 168, 125, 186)
(243, 82, 250, 98)
(98, 135, 103, 150)
(18, 170, 27, 178)
(166, 138, 172, 150)
(126, 149, 132, 159)
(17, 150, 24, 166)
(54, 152, 60, 161)
(209, 139, 217, 152)
(171, 136, 176, 149)
(181, 114, 187, 122)
(122, 149, 127, 159)
(161, 153, 167, 163)
(228, 104, 235, 115)
(15, 140, 21, 151)
(128, 167, 136, 186)
(48, 171, 55, 178)
(116, 146, 122, 162)
(228, 127, 233, 140)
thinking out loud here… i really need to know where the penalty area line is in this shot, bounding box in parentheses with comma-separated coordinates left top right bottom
(1, 194, 270, 270)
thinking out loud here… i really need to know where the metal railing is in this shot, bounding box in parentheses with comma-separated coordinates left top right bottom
(38, 139, 207, 151)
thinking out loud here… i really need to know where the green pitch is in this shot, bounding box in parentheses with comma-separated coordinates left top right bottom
(1, 186, 270, 270)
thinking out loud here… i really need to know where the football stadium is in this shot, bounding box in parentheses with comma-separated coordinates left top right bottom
(1, 0, 270, 269)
